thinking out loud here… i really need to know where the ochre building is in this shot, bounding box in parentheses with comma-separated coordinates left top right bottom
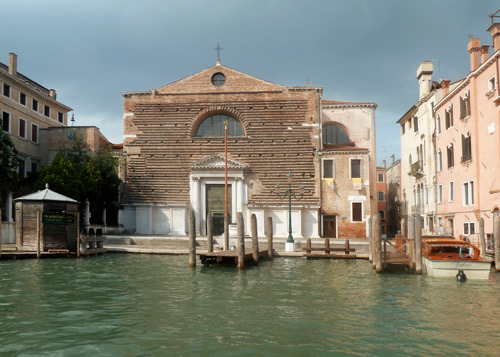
(120, 61, 377, 238)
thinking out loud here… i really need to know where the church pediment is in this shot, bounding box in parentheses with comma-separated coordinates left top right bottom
(157, 63, 285, 95)
(190, 153, 247, 170)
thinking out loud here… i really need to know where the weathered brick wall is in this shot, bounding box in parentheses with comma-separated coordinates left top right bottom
(123, 64, 321, 207)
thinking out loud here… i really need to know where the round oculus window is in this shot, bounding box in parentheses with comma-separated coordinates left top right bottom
(211, 73, 225, 86)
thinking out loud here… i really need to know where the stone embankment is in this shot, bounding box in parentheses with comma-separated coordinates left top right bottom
(104, 235, 371, 258)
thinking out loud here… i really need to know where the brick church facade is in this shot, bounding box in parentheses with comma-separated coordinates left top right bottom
(120, 61, 377, 238)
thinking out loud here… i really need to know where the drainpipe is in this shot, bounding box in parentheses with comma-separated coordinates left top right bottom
(317, 88, 323, 237)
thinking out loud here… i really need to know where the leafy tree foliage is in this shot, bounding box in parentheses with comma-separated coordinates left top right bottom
(34, 133, 121, 224)
(0, 130, 20, 196)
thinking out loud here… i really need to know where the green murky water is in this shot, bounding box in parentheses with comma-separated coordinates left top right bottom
(1, 255, 499, 356)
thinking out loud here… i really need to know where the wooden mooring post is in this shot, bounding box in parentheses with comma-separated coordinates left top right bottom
(36, 209, 41, 259)
(479, 218, 486, 259)
(408, 214, 415, 270)
(77, 212, 81, 258)
(368, 216, 373, 262)
(189, 210, 196, 268)
(495, 216, 500, 272)
(266, 216, 273, 257)
(207, 213, 213, 253)
(373, 213, 382, 272)
(237, 212, 245, 269)
(415, 214, 422, 275)
(251, 214, 259, 264)
(224, 215, 229, 251)
(0, 208, 2, 259)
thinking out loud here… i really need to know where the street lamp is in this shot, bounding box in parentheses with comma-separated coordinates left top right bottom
(273, 173, 304, 252)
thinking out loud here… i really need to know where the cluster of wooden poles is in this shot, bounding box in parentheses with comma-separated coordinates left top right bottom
(188, 211, 274, 269)
(369, 213, 500, 273)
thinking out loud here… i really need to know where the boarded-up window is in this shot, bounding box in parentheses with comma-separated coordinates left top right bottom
(352, 202, 362, 222)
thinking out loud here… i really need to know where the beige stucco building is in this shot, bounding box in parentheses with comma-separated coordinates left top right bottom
(1, 53, 72, 242)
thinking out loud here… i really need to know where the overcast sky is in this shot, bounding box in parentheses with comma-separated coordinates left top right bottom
(1, 0, 499, 165)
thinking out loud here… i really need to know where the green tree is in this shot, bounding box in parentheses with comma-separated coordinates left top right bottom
(0, 130, 20, 196)
(34, 152, 81, 200)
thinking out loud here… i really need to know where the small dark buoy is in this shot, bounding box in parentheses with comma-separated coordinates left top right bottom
(456, 270, 467, 282)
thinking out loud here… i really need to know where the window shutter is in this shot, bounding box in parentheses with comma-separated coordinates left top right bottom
(460, 97, 466, 119)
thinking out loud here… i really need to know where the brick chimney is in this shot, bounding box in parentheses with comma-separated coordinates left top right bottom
(382, 160, 386, 168)
(488, 22, 500, 53)
(417, 61, 433, 99)
(391, 154, 395, 165)
(8, 52, 17, 76)
(468, 38, 481, 71)
(49, 89, 57, 99)
(480, 45, 490, 63)
(440, 79, 451, 96)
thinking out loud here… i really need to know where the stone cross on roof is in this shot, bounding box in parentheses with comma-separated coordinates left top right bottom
(214, 42, 223, 62)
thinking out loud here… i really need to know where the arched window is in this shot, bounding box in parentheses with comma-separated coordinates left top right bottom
(322, 124, 349, 145)
(195, 114, 243, 136)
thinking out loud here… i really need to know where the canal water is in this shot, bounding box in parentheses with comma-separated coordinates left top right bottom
(1, 255, 500, 356)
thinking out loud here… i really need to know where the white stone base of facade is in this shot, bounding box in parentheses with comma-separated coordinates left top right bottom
(285, 242, 296, 252)
(118, 203, 320, 238)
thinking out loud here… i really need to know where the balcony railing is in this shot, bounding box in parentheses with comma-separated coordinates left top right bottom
(408, 162, 424, 178)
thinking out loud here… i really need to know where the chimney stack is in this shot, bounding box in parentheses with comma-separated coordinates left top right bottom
(49, 89, 57, 99)
(8, 53, 17, 76)
(440, 79, 451, 97)
(468, 38, 481, 71)
(391, 154, 395, 165)
(480, 45, 490, 64)
(488, 22, 500, 53)
(417, 61, 433, 99)
(382, 160, 386, 168)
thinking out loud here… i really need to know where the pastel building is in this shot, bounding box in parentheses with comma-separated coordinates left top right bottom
(398, 62, 445, 235)
(435, 20, 500, 245)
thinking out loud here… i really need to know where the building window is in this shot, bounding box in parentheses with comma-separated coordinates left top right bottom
(211, 73, 225, 86)
(378, 173, 384, 182)
(3, 83, 10, 98)
(323, 123, 349, 145)
(350, 159, 361, 178)
(445, 106, 453, 129)
(447, 144, 454, 169)
(463, 222, 476, 235)
(413, 117, 418, 132)
(58, 112, 64, 123)
(436, 115, 441, 135)
(351, 202, 363, 222)
(463, 181, 474, 206)
(449, 181, 454, 202)
(323, 159, 335, 179)
(19, 118, 26, 139)
(195, 114, 243, 136)
(461, 133, 472, 162)
(31, 162, 38, 173)
(460, 93, 471, 118)
(2, 111, 10, 132)
(44, 105, 50, 117)
(379, 210, 385, 220)
(20, 92, 26, 106)
(31, 123, 39, 143)
(438, 149, 443, 171)
(438, 184, 443, 203)
(32, 99, 38, 112)
(378, 191, 385, 201)
(488, 76, 496, 93)
(431, 102, 435, 118)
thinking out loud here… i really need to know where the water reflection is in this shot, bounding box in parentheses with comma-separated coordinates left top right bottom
(1, 255, 499, 355)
